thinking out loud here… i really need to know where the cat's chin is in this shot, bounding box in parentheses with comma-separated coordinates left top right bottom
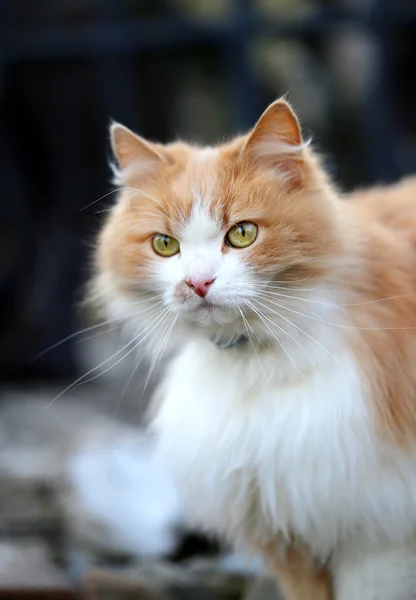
(184, 303, 236, 327)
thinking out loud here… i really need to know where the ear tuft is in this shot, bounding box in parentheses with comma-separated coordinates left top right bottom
(110, 123, 166, 171)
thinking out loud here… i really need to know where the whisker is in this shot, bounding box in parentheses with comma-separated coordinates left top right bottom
(237, 307, 268, 379)
(95, 207, 115, 215)
(244, 300, 303, 377)
(234, 303, 268, 354)
(80, 187, 127, 212)
(252, 296, 369, 389)
(76, 299, 166, 344)
(255, 274, 312, 289)
(42, 308, 169, 411)
(256, 283, 316, 292)
(84, 185, 164, 214)
(114, 224, 153, 244)
(133, 188, 165, 209)
(33, 289, 167, 362)
(110, 294, 165, 308)
(258, 294, 324, 322)
(75, 322, 125, 343)
(31, 315, 129, 361)
(130, 294, 166, 305)
(125, 190, 137, 213)
(251, 298, 365, 385)
(67, 311, 171, 399)
(142, 312, 178, 396)
(96, 206, 161, 220)
(257, 287, 413, 308)
(246, 300, 317, 374)
(256, 293, 416, 331)
(112, 210, 162, 223)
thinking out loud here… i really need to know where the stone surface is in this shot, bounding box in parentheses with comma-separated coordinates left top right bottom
(243, 577, 283, 600)
(0, 480, 60, 536)
(0, 539, 70, 588)
(0, 386, 267, 598)
(83, 559, 247, 600)
(84, 570, 175, 600)
(83, 563, 283, 600)
(0, 389, 186, 563)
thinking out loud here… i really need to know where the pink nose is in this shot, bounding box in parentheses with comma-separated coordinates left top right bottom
(186, 276, 215, 298)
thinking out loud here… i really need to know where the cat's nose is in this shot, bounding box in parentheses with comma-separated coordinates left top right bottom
(186, 276, 215, 298)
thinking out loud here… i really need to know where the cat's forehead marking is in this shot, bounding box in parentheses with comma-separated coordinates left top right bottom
(190, 147, 219, 189)
(189, 147, 221, 215)
(167, 147, 219, 228)
(182, 205, 221, 243)
(193, 147, 219, 163)
(168, 146, 232, 234)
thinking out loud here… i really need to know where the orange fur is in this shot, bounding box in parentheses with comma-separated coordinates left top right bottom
(93, 100, 416, 599)
(341, 178, 416, 444)
(271, 550, 332, 600)
(97, 126, 341, 302)
(349, 177, 416, 239)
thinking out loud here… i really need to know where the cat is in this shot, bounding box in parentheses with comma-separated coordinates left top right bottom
(92, 97, 416, 600)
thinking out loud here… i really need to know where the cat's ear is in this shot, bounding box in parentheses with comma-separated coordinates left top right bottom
(244, 99, 306, 188)
(110, 123, 166, 171)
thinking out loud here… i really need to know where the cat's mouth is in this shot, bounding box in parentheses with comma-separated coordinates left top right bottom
(192, 302, 218, 317)
(186, 298, 233, 325)
(196, 299, 216, 310)
(193, 298, 228, 312)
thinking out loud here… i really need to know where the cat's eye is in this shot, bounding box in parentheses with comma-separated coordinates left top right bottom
(152, 234, 180, 257)
(226, 222, 258, 248)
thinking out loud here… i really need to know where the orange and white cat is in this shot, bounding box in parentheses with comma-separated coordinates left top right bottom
(92, 98, 416, 600)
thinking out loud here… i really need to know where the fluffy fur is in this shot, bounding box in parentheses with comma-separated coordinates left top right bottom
(92, 98, 416, 599)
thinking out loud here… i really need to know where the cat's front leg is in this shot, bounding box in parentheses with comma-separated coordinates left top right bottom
(264, 540, 333, 600)
(332, 535, 416, 600)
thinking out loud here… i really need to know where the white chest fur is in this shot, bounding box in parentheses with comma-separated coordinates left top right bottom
(152, 338, 416, 559)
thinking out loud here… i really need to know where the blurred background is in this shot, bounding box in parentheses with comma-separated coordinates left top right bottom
(0, 0, 415, 598)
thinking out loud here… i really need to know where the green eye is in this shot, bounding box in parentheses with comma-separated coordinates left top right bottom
(226, 222, 258, 248)
(152, 234, 180, 257)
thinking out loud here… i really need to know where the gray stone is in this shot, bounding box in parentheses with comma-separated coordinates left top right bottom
(0, 539, 70, 588)
(243, 576, 283, 600)
(0, 391, 185, 562)
(83, 559, 247, 600)
(84, 569, 175, 600)
(0, 480, 60, 536)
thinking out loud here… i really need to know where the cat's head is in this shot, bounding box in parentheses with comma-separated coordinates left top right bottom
(92, 99, 344, 351)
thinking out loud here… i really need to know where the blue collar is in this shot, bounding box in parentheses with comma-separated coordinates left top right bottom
(212, 334, 248, 350)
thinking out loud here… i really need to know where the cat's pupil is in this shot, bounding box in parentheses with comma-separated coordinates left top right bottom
(164, 236, 169, 247)
(240, 225, 246, 238)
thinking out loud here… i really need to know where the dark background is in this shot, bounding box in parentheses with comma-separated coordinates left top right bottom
(1, 0, 415, 383)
